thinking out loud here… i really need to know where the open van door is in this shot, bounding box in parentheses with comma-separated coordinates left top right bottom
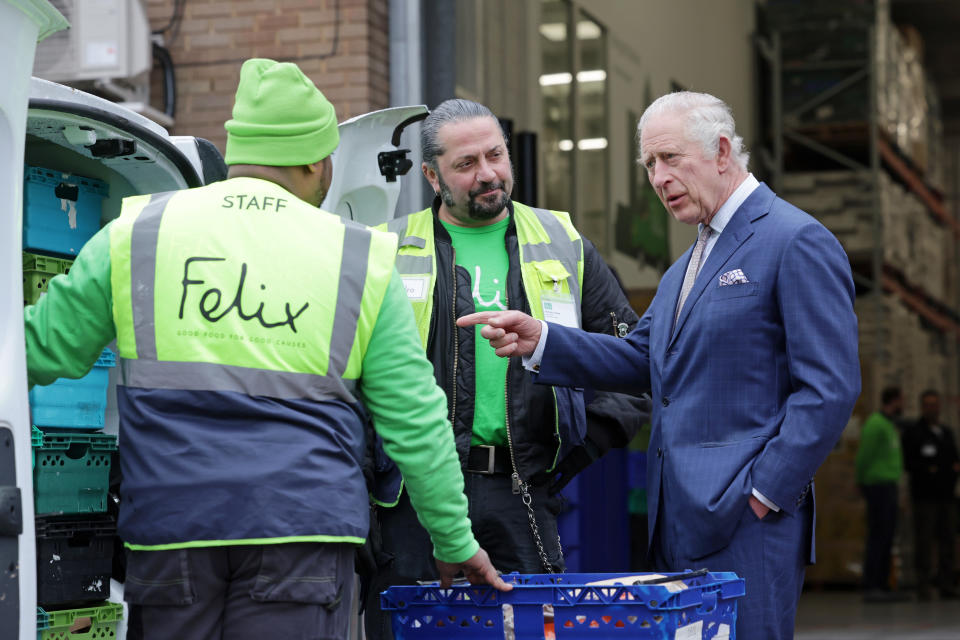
(2, 2, 225, 637)
(321, 105, 428, 225)
(0, 3, 68, 639)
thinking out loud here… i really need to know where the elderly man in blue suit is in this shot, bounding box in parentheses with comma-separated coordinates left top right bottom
(459, 91, 860, 639)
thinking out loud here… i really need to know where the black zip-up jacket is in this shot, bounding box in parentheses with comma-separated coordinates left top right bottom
(902, 418, 960, 501)
(425, 200, 649, 484)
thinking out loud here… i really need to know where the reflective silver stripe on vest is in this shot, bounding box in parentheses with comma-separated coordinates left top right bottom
(130, 191, 177, 360)
(327, 223, 371, 377)
(384, 217, 409, 236)
(119, 358, 357, 402)
(525, 207, 584, 324)
(521, 241, 584, 265)
(385, 216, 426, 249)
(126, 195, 370, 404)
(398, 235, 426, 249)
(395, 254, 433, 274)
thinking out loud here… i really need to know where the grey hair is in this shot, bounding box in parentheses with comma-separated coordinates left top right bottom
(638, 91, 749, 171)
(421, 99, 506, 170)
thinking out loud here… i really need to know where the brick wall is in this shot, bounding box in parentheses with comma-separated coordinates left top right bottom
(144, 0, 390, 154)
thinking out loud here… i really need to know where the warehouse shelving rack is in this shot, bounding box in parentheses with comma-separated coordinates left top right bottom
(755, 16, 960, 408)
(754, 1, 960, 588)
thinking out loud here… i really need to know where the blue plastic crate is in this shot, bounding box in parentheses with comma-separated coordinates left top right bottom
(23, 166, 108, 257)
(627, 450, 648, 490)
(382, 571, 744, 639)
(29, 348, 116, 429)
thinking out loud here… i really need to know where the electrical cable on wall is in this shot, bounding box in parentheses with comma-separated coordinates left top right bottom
(153, 0, 186, 46)
(150, 0, 186, 120)
(145, 0, 342, 119)
(152, 41, 177, 118)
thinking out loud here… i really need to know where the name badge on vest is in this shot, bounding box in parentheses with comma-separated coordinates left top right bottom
(542, 292, 578, 328)
(402, 276, 428, 301)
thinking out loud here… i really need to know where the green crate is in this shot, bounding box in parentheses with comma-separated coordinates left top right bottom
(23, 252, 73, 306)
(33, 430, 117, 516)
(40, 602, 122, 640)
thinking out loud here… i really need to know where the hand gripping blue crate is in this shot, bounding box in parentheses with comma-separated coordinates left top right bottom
(382, 570, 744, 639)
(23, 166, 108, 257)
(29, 348, 116, 429)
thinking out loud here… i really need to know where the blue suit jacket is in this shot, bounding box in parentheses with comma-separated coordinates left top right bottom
(538, 183, 860, 560)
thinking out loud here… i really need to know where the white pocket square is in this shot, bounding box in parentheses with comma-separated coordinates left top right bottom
(719, 269, 749, 286)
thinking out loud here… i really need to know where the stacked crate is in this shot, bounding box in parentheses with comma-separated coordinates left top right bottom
(856, 293, 951, 417)
(764, 0, 960, 587)
(772, 0, 946, 182)
(23, 166, 124, 636)
(780, 171, 918, 272)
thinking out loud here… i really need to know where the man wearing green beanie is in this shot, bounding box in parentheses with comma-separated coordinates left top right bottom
(23, 58, 508, 640)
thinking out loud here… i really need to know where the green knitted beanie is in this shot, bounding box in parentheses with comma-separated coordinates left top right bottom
(225, 58, 339, 166)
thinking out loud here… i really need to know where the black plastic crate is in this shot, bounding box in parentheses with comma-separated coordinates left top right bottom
(35, 514, 115, 608)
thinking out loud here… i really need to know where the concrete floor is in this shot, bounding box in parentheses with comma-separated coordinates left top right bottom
(794, 590, 960, 639)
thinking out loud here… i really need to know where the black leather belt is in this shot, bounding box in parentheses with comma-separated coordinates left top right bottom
(465, 445, 513, 475)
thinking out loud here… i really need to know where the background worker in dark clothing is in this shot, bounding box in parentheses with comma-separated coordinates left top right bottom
(855, 386, 906, 602)
(364, 99, 646, 639)
(902, 389, 960, 600)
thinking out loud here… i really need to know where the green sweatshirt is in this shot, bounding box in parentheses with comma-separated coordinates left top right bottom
(24, 221, 478, 563)
(855, 410, 903, 486)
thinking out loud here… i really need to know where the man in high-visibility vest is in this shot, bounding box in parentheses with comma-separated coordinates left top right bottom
(24, 59, 508, 640)
(364, 98, 647, 638)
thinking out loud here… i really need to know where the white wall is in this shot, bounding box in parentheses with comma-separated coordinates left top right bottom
(453, 0, 758, 292)
(582, 0, 758, 289)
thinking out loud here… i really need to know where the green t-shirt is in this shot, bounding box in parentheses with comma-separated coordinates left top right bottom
(855, 410, 903, 485)
(441, 217, 510, 447)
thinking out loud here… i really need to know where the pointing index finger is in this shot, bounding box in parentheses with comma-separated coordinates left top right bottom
(457, 311, 501, 328)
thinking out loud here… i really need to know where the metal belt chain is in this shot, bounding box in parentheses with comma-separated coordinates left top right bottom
(515, 472, 555, 573)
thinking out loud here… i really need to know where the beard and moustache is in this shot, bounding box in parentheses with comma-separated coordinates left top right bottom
(436, 171, 512, 222)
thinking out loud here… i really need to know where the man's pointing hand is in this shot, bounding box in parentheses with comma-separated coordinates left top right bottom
(457, 311, 542, 358)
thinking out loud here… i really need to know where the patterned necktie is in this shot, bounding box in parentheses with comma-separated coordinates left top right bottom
(674, 225, 712, 327)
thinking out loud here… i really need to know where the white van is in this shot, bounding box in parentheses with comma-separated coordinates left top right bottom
(2, 3, 422, 638)
(1, 3, 226, 638)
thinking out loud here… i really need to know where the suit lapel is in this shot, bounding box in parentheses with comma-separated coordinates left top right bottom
(651, 257, 688, 373)
(668, 184, 775, 347)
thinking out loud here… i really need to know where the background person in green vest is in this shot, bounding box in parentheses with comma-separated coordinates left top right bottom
(855, 385, 907, 602)
(23, 59, 508, 640)
(364, 98, 648, 639)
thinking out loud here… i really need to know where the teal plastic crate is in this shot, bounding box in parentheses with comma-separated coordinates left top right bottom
(23, 252, 73, 306)
(382, 571, 744, 639)
(33, 430, 117, 515)
(23, 166, 108, 257)
(39, 602, 122, 640)
(37, 607, 49, 640)
(29, 348, 116, 430)
(32, 425, 43, 469)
